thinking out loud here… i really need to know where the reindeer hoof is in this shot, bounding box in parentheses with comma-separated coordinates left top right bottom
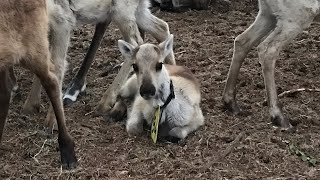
(164, 136, 181, 143)
(159, 136, 186, 145)
(127, 124, 143, 136)
(223, 100, 241, 115)
(62, 161, 77, 170)
(95, 103, 112, 117)
(108, 102, 127, 122)
(271, 116, 295, 133)
(58, 137, 77, 169)
(22, 104, 40, 115)
(63, 98, 74, 107)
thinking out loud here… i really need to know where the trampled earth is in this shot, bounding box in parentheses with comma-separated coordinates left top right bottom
(1, 0, 320, 179)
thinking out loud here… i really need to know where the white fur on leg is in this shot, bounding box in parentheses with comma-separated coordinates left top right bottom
(63, 83, 86, 102)
(126, 109, 144, 136)
(168, 127, 188, 139)
(119, 75, 138, 99)
(168, 107, 204, 139)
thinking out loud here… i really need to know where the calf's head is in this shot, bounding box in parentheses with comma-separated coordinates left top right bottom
(118, 35, 174, 100)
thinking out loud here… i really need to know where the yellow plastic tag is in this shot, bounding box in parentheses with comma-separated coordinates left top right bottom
(151, 106, 161, 143)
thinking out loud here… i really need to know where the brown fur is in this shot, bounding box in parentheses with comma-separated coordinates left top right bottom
(0, 0, 77, 169)
(165, 64, 200, 90)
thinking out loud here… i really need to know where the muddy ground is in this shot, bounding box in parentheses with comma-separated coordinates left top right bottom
(1, 0, 320, 179)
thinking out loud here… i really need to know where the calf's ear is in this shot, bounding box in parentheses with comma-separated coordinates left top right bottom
(159, 34, 173, 61)
(118, 40, 135, 59)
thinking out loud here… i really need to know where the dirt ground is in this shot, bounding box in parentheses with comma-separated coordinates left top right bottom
(1, 0, 320, 179)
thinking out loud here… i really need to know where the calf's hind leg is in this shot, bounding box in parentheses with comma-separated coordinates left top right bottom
(168, 107, 204, 140)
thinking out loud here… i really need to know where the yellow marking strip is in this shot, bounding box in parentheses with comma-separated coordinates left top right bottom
(151, 106, 161, 143)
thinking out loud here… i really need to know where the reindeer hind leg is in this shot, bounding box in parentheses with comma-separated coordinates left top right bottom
(22, 76, 42, 115)
(136, 9, 175, 65)
(223, 3, 276, 115)
(0, 69, 14, 143)
(26, 51, 77, 168)
(257, 18, 313, 130)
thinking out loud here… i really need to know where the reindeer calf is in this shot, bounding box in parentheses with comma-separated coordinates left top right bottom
(0, 0, 76, 169)
(116, 35, 204, 141)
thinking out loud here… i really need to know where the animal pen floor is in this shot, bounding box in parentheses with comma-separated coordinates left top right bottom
(1, 1, 320, 179)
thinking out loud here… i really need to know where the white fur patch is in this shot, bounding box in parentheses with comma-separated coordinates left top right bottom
(63, 83, 86, 102)
(63, 90, 80, 102)
(81, 83, 86, 92)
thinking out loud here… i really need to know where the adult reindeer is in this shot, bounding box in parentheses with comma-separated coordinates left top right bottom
(223, 0, 320, 131)
(0, 0, 76, 169)
(23, 0, 174, 130)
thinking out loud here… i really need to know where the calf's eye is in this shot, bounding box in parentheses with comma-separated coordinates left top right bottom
(132, 63, 139, 72)
(155, 62, 163, 71)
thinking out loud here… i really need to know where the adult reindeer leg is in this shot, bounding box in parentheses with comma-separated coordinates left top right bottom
(30, 53, 77, 168)
(257, 18, 313, 130)
(63, 19, 111, 105)
(136, 8, 175, 65)
(95, 8, 144, 115)
(95, 54, 134, 115)
(0, 69, 14, 143)
(223, 2, 275, 114)
(96, 8, 174, 115)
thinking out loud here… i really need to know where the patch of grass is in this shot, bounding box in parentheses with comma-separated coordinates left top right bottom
(289, 144, 318, 166)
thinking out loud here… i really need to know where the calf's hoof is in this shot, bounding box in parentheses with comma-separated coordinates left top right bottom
(108, 101, 127, 122)
(58, 137, 77, 169)
(95, 101, 114, 117)
(163, 136, 182, 144)
(127, 124, 143, 136)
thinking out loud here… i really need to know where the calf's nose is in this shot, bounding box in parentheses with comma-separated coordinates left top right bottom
(140, 84, 156, 99)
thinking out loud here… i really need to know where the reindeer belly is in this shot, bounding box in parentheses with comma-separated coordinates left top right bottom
(69, 0, 113, 24)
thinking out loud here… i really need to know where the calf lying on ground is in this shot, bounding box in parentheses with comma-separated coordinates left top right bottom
(223, 0, 320, 131)
(115, 35, 204, 141)
(0, 0, 76, 169)
(23, 0, 174, 131)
